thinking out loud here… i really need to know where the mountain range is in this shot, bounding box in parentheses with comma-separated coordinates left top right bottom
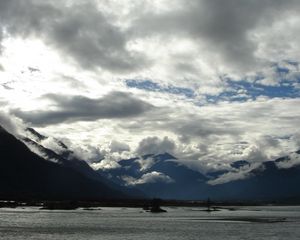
(1, 124, 300, 202)
(98, 151, 300, 202)
(0, 125, 142, 200)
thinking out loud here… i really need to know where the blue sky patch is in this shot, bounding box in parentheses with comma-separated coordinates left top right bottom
(210, 63, 300, 103)
(126, 62, 300, 104)
(125, 79, 195, 98)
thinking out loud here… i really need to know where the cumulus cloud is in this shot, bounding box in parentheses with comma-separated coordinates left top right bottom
(12, 91, 154, 125)
(109, 140, 130, 153)
(65, 144, 106, 164)
(91, 159, 121, 170)
(113, 96, 300, 173)
(136, 136, 176, 156)
(122, 171, 174, 185)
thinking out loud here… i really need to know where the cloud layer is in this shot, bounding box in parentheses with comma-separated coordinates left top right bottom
(12, 91, 153, 125)
(0, 0, 148, 72)
(0, 0, 299, 176)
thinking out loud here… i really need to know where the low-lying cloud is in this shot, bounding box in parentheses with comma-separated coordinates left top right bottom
(122, 171, 174, 185)
(136, 136, 176, 156)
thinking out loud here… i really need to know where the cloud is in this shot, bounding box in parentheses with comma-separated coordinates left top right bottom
(23, 138, 60, 164)
(39, 137, 68, 155)
(276, 152, 300, 169)
(0, 0, 148, 72)
(115, 97, 300, 172)
(91, 160, 121, 170)
(109, 140, 130, 153)
(0, 111, 25, 136)
(1, 0, 300, 177)
(207, 163, 262, 185)
(1, 0, 300, 85)
(291, 133, 300, 150)
(122, 171, 174, 185)
(12, 91, 154, 125)
(125, 79, 195, 98)
(136, 157, 156, 171)
(0, 112, 18, 134)
(72, 145, 106, 164)
(44, 2, 148, 72)
(132, 0, 300, 73)
(136, 136, 176, 156)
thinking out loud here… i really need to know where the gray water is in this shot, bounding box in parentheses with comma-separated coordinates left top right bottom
(1, 206, 300, 240)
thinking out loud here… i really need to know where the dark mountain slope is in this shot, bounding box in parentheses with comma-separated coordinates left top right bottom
(22, 136, 145, 198)
(211, 160, 300, 201)
(99, 151, 300, 201)
(98, 153, 210, 200)
(0, 126, 127, 200)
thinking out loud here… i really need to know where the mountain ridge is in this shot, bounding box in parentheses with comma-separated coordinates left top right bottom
(2, 124, 300, 202)
(0, 125, 130, 200)
(98, 150, 300, 201)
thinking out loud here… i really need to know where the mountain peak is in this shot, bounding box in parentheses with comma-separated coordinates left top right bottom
(154, 152, 176, 160)
(141, 152, 176, 161)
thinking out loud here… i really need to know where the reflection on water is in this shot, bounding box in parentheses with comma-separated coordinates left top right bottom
(0, 206, 300, 240)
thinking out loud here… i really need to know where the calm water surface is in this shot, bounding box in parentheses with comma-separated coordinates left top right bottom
(0, 206, 300, 240)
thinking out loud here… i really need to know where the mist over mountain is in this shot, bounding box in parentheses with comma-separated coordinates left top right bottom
(1, 0, 300, 206)
(97, 153, 209, 199)
(1, 123, 300, 202)
(98, 150, 300, 201)
(0, 125, 140, 200)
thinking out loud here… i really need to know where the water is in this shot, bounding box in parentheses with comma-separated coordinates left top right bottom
(1, 206, 300, 240)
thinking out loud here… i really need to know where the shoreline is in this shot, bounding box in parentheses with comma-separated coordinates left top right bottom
(1, 199, 300, 210)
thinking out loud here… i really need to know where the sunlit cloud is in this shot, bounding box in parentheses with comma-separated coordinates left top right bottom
(0, 0, 299, 175)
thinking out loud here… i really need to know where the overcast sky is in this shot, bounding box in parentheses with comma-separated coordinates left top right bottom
(1, 0, 300, 172)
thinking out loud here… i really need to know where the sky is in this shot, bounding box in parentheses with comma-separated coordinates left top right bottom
(1, 0, 300, 173)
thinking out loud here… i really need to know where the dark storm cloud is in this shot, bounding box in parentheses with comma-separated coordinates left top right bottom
(1, 0, 300, 73)
(43, 3, 147, 72)
(12, 92, 154, 125)
(0, 0, 147, 72)
(120, 113, 242, 143)
(133, 0, 300, 71)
